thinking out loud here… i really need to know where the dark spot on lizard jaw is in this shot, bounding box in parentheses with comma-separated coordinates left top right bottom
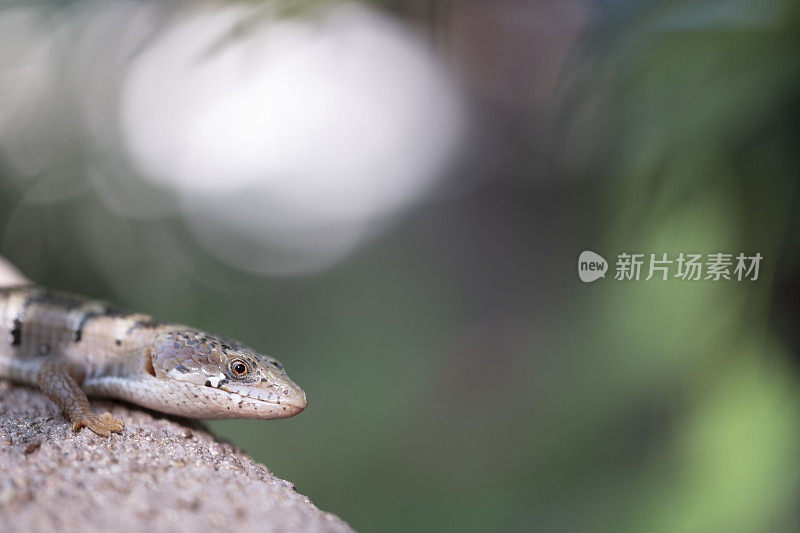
(115, 339, 122, 346)
(173, 364, 190, 374)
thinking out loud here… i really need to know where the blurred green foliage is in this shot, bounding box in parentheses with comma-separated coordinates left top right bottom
(553, 0, 800, 531)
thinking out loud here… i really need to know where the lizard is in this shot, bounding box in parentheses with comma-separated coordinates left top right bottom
(0, 285, 307, 436)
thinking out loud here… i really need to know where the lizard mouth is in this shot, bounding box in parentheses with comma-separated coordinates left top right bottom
(218, 382, 308, 415)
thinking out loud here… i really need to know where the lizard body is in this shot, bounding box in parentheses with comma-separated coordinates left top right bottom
(0, 285, 307, 436)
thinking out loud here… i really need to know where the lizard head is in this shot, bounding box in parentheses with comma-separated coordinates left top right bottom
(147, 330, 307, 419)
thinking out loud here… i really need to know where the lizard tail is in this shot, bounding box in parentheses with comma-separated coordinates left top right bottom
(0, 256, 30, 287)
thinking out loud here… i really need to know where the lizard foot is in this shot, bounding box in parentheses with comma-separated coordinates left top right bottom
(72, 411, 125, 437)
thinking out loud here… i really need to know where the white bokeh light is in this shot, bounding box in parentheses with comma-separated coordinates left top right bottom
(120, 2, 464, 274)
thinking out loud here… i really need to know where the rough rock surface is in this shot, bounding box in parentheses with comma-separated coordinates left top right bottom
(0, 380, 353, 533)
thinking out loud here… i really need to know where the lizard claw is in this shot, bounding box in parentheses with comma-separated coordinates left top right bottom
(72, 411, 125, 437)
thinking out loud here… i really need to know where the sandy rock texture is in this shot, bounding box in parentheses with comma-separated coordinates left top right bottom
(0, 380, 353, 533)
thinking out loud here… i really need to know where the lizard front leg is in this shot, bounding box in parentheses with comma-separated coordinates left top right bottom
(36, 360, 125, 436)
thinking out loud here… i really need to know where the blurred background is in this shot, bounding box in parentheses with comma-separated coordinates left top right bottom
(1, 0, 799, 531)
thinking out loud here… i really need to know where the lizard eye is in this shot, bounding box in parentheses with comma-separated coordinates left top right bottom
(229, 360, 249, 377)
